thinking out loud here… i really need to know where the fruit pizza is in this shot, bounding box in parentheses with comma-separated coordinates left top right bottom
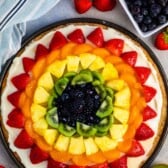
(0, 20, 167, 168)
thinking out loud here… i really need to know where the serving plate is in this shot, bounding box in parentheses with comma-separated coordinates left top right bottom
(0, 18, 168, 168)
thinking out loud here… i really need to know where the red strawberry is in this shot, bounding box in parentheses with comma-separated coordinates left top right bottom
(7, 108, 25, 128)
(0, 165, 5, 168)
(155, 28, 168, 50)
(14, 129, 34, 148)
(135, 123, 154, 140)
(30, 145, 49, 164)
(22, 57, 35, 73)
(89, 162, 108, 168)
(87, 27, 104, 47)
(67, 29, 85, 44)
(7, 91, 22, 107)
(134, 67, 151, 84)
(143, 85, 157, 102)
(11, 73, 30, 90)
(127, 140, 145, 157)
(49, 31, 67, 50)
(69, 165, 86, 168)
(142, 105, 157, 121)
(47, 158, 68, 168)
(104, 39, 124, 56)
(74, 0, 92, 14)
(109, 155, 127, 168)
(121, 51, 137, 66)
(35, 44, 49, 60)
(93, 0, 116, 11)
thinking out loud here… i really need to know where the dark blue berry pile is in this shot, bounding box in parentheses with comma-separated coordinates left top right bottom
(56, 83, 101, 127)
(125, 0, 168, 32)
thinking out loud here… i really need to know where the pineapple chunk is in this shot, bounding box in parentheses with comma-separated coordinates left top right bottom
(107, 79, 125, 91)
(31, 103, 47, 122)
(54, 134, 70, 152)
(67, 56, 80, 72)
(94, 136, 117, 152)
(80, 53, 96, 69)
(114, 86, 131, 109)
(38, 72, 54, 91)
(33, 86, 50, 104)
(113, 107, 129, 124)
(33, 118, 48, 136)
(44, 129, 58, 145)
(47, 60, 67, 78)
(69, 136, 85, 155)
(110, 124, 128, 140)
(89, 56, 105, 71)
(102, 63, 118, 81)
(84, 137, 99, 155)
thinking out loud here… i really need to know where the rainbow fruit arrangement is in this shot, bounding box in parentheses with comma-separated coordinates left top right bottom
(6, 26, 158, 168)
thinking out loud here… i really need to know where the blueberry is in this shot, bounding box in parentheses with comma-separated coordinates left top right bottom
(130, 5, 141, 15)
(150, 4, 162, 17)
(147, 22, 157, 30)
(134, 0, 143, 6)
(61, 93, 70, 102)
(140, 23, 148, 32)
(148, 0, 156, 4)
(134, 14, 144, 23)
(162, 6, 168, 15)
(141, 8, 149, 16)
(158, 0, 168, 7)
(157, 14, 167, 24)
(143, 16, 152, 24)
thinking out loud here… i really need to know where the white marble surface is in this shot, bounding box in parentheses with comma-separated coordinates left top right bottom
(0, 0, 167, 167)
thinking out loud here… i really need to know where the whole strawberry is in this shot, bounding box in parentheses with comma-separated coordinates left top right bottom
(155, 27, 168, 50)
(74, 0, 92, 14)
(93, 0, 116, 11)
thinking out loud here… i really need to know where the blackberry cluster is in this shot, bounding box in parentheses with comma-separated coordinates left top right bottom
(56, 83, 101, 127)
(125, 0, 168, 32)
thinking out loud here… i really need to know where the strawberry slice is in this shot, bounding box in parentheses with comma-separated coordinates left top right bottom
(104, 39, 124, 56)
(35, 44, 49, 60)
(109, 155, 127, 168)
(14, 129, 34, 148)
(67, 29, 85, 44)
(74, 0, 92, 14)
(127, 140, 145, 157)
(142, 105, 157, 121)
(7, 91, 22, 107)
(135, 123, 154, 140)
(7, 108, 25, 128)
(49, 31, 67, 50)
(89, 162, 108, 168)
(22, 57, 35, 73)
(93, 0, 116, 11)
(87, 27, 104, 47)
(121, 51, 137, 66)
(143, 85, 157, 102)
(134, 67, 151, 84)
(30, 145, 49, 164)
(69, 165, 85, 168)
(0, 165, 5, 168)
(11, 73, 30, 90)
(47, 158, 68, 168)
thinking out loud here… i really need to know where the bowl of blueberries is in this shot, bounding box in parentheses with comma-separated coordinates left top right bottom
(119, 0, 168, 37)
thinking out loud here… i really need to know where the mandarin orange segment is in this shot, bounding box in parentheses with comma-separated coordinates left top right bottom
(115, 63, 135, 75)
(104, 55, 123, 65)
(73, 43, 93, 55)
(136, 97, 146, 112)
(21, 98, 32, 118)
(50, 150, 72, 163)
(32, 58, 46, 79)
(36, 136, 53, 152)
(130, 88, 141, 106)
(60, 42, 77, 59)
(128, 106, 140, 124)
(46, 49, 60, 65)
(118, 138, 132, 153)
(120, 73, 137, 87)
(132, 112, 143, 130)
(123, 124, 136, 140)
(91, 48, 110, 58)
(103, 149, 121, 162)
(87, 151, 106, 164)
(24, 119, 39, 139)
(25, 80, 37, 99)
(18, 92, 27, 108)
(72, 154, 91, 166)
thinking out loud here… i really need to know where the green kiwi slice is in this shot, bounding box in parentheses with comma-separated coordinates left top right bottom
(96, 96, 113, 118)
(91, 71, 104, 84)
(71, 70, 93, 85)
(106, 87, 114, 98)
(95, 130, 108, 137)
(46, 107, 59, 129)
(64, 71, 77, 80)
(96, 115, 113, 132)
(58, 123, 76, 137)
(55, 77, 69, 95)
(76, 122, 97, 137)
(152, 165, 168, 168)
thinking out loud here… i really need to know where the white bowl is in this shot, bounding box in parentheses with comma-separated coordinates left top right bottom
(119, 0, 168, 37)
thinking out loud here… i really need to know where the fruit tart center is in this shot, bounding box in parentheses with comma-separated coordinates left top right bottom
(56, 82, 101, 127)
